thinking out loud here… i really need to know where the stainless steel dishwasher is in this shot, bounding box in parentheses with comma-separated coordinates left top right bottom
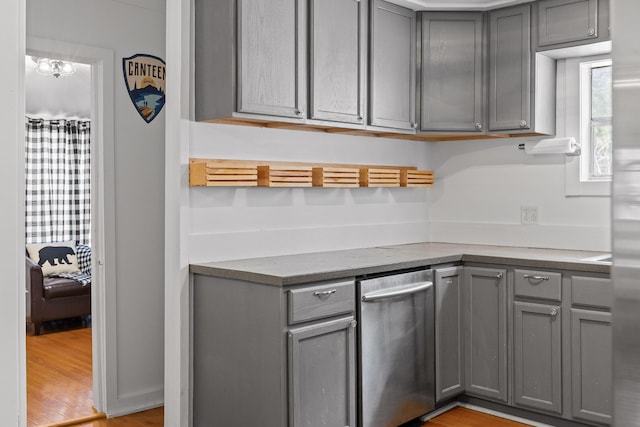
(358, 269, 435, 427)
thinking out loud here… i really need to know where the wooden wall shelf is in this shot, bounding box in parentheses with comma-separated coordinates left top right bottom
(189, 159, 434, 188)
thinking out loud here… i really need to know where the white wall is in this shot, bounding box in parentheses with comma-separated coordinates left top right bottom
(0, 0, 25, 424)
(429, 135, 611, 251)
(189, 123, 433, 262)
(27, 0, 166, 416)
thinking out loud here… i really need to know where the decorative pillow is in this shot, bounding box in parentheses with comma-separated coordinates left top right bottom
(26, 241, 81, 276)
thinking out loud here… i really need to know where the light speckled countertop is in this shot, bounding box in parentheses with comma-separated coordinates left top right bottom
(189, 242, 611, 286)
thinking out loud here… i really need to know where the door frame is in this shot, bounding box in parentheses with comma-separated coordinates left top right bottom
(25, 36, 115, 413)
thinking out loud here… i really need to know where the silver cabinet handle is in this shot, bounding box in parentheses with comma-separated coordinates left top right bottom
(475, 122, 483, 131)
(550, 308, 558, 316)
(496, 272, 504, 279)
(412, 122, 418, 129)
(588, 28, 596, 36)
(295, 109, 304, 117)
(350, 320, 357, 328)
(446, 280, 453, 285)
(520, 120, 528, 128)
(362, 281, 433, 302)
(313, 289, 336, 297)
(524, 274, 550, 281)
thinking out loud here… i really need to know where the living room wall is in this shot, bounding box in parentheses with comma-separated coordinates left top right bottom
(27, 0, 166, 416)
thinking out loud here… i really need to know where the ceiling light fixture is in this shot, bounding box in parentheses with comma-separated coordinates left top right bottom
(35, 58, 76, 78)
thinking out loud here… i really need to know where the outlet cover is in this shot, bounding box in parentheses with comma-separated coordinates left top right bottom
(521, 206, 539, 225)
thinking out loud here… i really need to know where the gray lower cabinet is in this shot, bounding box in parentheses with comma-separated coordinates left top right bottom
(288, 316, 357, 427)
(420, 12, 484, 133)
(435, 266, 465, 402)
(537, 0, 609, 49)
(513, 301, 562, 414)
(571, 308, 612, 425)
(488, 4, 531, 132)
(192, 275, 356, 426)
(369, 0, 416, 131)
(309, 0, 366, 125)
(464, 266, 508, 403)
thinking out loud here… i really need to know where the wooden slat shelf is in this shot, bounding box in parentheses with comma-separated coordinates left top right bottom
(312, 167, 360, 187)
(258, 165, 313, 187)
(360, 168, 401, 187)
(401, 170, 435, 187)
(190, 159, 435, 188)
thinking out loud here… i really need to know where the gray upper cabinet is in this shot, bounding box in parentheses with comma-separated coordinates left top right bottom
(420, 12, 484, 133)
(369, 0, 416, 131)
(435, 266, 465, 403)
(571, 308, 612, 425)
(309, 0, 366, 125)
(513, 301, 562, 414)
(288, 316, 357, 427)
(488, 4, 531, 132)
(464, 266, 508, 403)
(194, 0, 306, 122)
(238, 0, 306, 119)
(537, 0, 610, 49)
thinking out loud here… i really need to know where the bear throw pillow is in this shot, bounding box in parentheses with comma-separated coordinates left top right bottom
(26, 241, 81, 276)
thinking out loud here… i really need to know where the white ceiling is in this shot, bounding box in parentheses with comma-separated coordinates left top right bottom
(25, 56, 91, 120)
(388, 0, 532, 10)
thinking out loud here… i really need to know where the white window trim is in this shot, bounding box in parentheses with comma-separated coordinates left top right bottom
(563, 54, 612, 197)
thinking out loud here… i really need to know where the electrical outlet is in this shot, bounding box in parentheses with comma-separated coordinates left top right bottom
(521, 206, 539, 225)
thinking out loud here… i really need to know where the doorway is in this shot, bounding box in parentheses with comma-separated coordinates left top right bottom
(23, 54, 98, 425)
(23, 36, 114, 424)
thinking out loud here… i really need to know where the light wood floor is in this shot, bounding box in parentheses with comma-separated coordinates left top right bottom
(426, 407, 530, 426)
(27, 323, 525, 427)
(27, 323, 163, 427)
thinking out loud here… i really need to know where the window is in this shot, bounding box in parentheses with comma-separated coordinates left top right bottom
(563, 54, 612, 197)
(580, 59, 612, 182)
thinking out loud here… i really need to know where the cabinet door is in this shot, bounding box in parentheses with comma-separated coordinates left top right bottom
(370, 0, 416, 130)
(488, 4, 531, 132)
(513, 301, 562, 414)
(309, 0, 366, 125)
(288, 317, 357, 427)
(571, 309, 612, 425)
(238, 0, 305, 119)
(464, 266, 508, 403)
(421, 12, 484, 133)
(435, 266, 465, 402)
(537, 0, 598, 47)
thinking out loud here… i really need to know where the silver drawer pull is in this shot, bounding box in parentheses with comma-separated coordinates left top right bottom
(313, 289, 336, 297)
(496, 272, 504, 279)
(524, 274, 550, 281)
(550, 308, 558, 316)
(362, 282, 433, 302)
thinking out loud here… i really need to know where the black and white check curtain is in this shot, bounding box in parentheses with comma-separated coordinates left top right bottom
(25, 117, 91, 245)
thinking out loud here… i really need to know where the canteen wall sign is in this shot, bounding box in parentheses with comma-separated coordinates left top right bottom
(122, 54, 166, 123)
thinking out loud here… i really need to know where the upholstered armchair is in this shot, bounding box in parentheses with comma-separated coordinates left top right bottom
(25, 244, 91, 335)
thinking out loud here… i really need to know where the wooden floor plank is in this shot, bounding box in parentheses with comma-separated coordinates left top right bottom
(27, 323, 164, 427)
(425, 407, 531, 427)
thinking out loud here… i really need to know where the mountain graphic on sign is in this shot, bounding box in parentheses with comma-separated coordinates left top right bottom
(129, 82, 165, 121)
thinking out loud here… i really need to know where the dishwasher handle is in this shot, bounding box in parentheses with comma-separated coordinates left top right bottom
(361, 281, 433, 302)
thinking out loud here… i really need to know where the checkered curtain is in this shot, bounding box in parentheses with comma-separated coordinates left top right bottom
(25, 117, 91, 245)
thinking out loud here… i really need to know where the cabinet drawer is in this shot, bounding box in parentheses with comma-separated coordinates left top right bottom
(288, 280, 355, 325)
(571, 276, 612, 309)
(514, 269, 562, 301)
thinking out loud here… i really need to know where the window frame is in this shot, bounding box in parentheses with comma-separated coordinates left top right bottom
(564, 54, 612, 197)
